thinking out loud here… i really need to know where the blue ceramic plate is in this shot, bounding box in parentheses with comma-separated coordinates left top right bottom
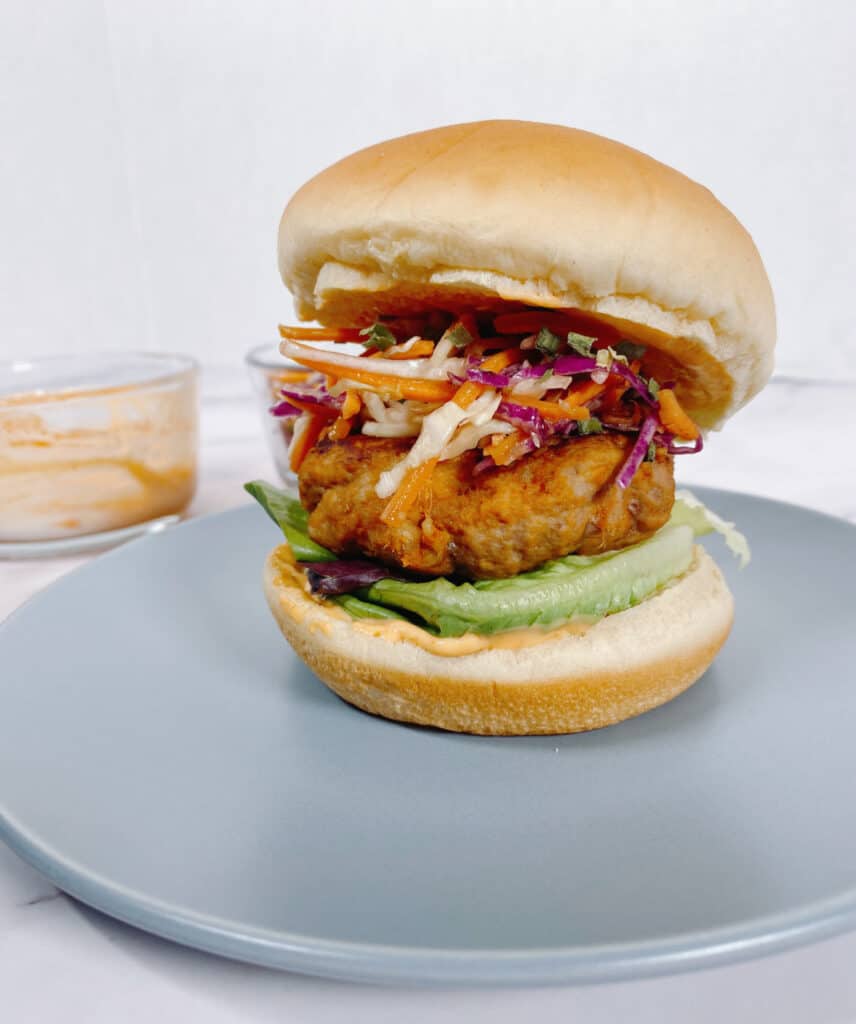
(1, 489, 855, 986)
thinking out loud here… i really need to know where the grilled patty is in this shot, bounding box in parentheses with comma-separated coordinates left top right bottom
(299, 434, 675, 579)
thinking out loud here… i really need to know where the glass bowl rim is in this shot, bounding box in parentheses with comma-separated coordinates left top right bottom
(0, 351, 199, 407)
(245, 342, 306, 370)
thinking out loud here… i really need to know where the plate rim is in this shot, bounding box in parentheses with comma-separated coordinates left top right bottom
(2, 487, 856, 986)
(4, 802, 856, 986)
(0, 514, 181, 560)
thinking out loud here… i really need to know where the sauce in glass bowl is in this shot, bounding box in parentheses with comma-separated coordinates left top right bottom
(0, 353, 198, 542)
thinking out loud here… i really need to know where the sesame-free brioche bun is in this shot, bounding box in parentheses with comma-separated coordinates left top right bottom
(278, 120, 775, 429)
(263, 544, 734, 736)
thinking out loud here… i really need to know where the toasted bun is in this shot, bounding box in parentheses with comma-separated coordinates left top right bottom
(278, 120, 775, 429)
(262, 545, 734, 736)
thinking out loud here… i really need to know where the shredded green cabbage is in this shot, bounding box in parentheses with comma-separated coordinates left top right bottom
(672, 489, 751, 568)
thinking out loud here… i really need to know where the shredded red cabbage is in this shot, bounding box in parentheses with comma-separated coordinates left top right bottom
(509, 364, 547, 381)
(553, 418, 583, 436)
(510, 356, 597, 380)
(270, 400, 301, 418)
(607, 362, 658, 408)
(616, 416, 658, 489)
(465, 366, 519, 387)
(551, 355, 601, 376)
(474, 433, 540, 474)
(272, 330, 699, 490)
(496, 401, 550, 441)
(490, 353, 658, 414)
(279, 386, 344, 413)
(299, 560, 395, 595)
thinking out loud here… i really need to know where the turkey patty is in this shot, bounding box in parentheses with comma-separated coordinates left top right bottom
(298, 433, 675, 579)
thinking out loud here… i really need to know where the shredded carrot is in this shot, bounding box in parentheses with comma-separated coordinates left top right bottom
(451, 349, 525, 409)
(563, 404, 595, 420)
(565, 378, 608, 405)
(327, 416, 353, 441)
(284, 338, 527, 407)
(390, 380, 456, 403)
(273, 369, 312, 383)
(342, 390, 362, 419)
(599, 379, 629, 411)
(481, 347, 524, 373)
(284, 350, 456, 403)
(289, 414, 326, 472)
(278, 324, 364, 342)
(380, 457, 439, 524)
(325, 374, 338, 389)
(383, 340, 435, 360)
(505, 395, 592, 421)
(453, 380, 485, 408)
(658, 389, 700, 440)
(485, 431, 524, 466)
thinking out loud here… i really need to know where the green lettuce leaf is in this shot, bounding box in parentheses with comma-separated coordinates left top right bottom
(672, 489, 751, 567)
(243, 480, 336, 563)
(363, 525, 694, 636)
(330, 594, 408, 622)
(245, 480, 748, 637)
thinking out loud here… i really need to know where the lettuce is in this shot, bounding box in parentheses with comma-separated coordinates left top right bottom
(246, 480, 747, 637)
(672, 489, 751, 567)
(363, 525, 694, 636)
(243, 480, 336, 563)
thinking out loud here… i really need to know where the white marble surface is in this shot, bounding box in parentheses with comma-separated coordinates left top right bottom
(1, 378, 855, 1023)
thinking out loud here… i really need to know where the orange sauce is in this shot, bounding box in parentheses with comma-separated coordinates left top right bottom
(271, 546, 592, 658)
(0, 379, 197, 541)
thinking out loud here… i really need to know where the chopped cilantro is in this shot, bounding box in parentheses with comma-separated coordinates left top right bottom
(615, 340, 647, 362)
(535, 327, 561, 356)
(577, 417, 603, 435)
(444, 322, 474, 349)
(644, 441, 657, 462)
(566, 331, 596, 358)
(647, 377, 661, 399)
(358, 322, 397, 351)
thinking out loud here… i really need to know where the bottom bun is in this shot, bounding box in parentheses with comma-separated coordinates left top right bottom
(262, 545, 734, 736)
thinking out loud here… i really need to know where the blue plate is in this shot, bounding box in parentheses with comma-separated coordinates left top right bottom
(1, 489, 855, 986)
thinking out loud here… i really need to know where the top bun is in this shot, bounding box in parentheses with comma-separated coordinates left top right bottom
(279, 120, 775, 428)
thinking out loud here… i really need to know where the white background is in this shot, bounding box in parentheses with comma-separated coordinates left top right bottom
(1, 0, 854, 381)
(2, 6, 856, 1020)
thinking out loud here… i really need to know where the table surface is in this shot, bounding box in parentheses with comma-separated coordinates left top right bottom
(2, 377, 856, 1023)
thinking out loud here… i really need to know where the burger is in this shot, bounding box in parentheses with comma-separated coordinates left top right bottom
(246, 120, 773, 735)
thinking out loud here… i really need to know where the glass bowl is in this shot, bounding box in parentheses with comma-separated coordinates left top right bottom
(245, 342, 309, 484)
(0, 353, 198, 546)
